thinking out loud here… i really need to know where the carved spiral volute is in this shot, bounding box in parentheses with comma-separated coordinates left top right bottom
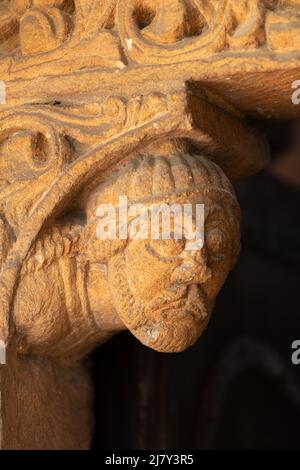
(0, 113, 72, 232)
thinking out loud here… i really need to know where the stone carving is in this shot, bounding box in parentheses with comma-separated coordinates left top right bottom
(12, 153, 240, 359)
(0, 89, 266, 349)
(0, 0, 298, 450)
(87, 154, 240, 354)
(0, 1, 298, 118)
(1, 0, 300, 68)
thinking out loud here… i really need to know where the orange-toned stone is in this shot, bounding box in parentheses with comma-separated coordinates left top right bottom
(0, 0, 299, 450)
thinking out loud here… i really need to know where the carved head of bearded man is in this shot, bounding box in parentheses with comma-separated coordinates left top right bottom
(84, 153, 240, 353)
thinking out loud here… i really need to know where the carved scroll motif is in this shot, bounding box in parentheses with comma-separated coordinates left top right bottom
(119, 0, 300, 64)
(0, 0, 299, 77)
(0, 0, 123, 73)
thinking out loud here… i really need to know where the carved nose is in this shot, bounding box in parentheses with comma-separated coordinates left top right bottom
(171, 257, 212, 285)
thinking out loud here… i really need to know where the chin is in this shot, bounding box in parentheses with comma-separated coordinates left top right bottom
(130, 307, 210, 353)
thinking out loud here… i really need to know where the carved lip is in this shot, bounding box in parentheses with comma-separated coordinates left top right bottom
(149, 284, 187, 310)
(154, 284, 206, 321)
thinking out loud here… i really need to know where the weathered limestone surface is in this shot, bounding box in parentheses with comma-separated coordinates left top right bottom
(0, 0, 299, 449)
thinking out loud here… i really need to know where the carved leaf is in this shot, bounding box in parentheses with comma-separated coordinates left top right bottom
(266, 7, 300, 51)
(0, 1, 19, 56)
(20, 7, 72, 55)
(118, 0, 300, 64)
(141, 0, 186, 44)
(74, 0, 116, 37)
(117, 0, 229, 64)
(228, 0, 267, 49)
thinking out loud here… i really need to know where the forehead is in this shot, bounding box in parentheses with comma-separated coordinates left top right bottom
(126, 198, 228, 227)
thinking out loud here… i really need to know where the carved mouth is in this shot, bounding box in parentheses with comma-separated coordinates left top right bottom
(149, 284, 188, 310)
(132, 283, 209, 353)
(153, 284, 207, 321)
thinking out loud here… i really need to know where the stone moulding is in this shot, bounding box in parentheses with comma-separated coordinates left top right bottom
(0, 0, 299, 450)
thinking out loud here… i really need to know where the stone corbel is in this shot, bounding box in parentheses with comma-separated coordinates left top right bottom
(0, 0, 299, 449)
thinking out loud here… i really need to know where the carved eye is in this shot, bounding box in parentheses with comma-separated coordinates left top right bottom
(148, 237, 185, 260)
(205, 228, 227, 259)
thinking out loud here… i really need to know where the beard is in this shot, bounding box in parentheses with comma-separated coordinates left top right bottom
(108, 253, 213, 352)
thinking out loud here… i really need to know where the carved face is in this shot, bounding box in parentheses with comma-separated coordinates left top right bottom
(106, 197, 239, 352)
(83, 152, 240, 352)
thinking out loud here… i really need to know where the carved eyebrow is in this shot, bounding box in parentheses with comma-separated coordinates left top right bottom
(145, 242, 183, 263)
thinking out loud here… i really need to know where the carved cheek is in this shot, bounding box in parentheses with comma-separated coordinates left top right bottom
(203, 258, 230, 299)
(203, 228, 232, 297)
(204, 247, 232, 298)
(124, 240, 178, 302)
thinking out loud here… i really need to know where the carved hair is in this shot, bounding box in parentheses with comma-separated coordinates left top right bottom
(84, 153, 240, 265)
(87, 153, 237, 209)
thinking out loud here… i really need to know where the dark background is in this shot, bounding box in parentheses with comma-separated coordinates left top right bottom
(92, 119, 300, 450)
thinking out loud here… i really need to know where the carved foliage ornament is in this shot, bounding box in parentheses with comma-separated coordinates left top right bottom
(0, 0, 300, 70)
